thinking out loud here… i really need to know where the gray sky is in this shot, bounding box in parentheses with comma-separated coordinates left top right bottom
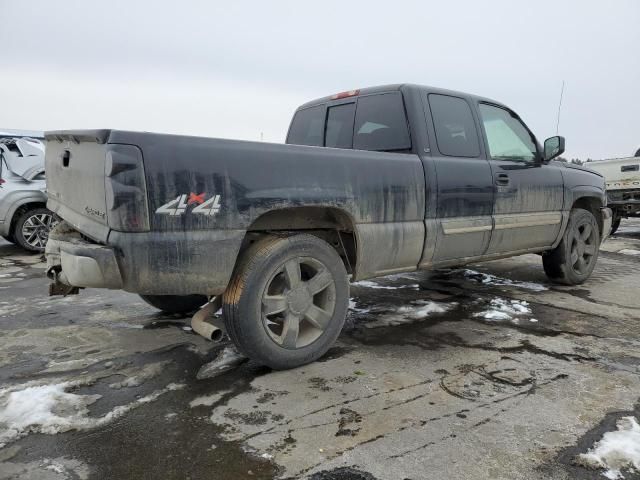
(1, 0, 638, 159)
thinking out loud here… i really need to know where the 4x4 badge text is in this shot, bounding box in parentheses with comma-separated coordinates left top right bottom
(156, 193, 221, 216)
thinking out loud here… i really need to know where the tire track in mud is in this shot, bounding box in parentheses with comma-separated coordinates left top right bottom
(388, 372, 571, 459)
(293, 372, 571, 478)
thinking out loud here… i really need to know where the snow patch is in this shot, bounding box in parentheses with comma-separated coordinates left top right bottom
(364, 300, 456, 328)
(576, 416, 640, 479)
(385, 273, 419, 281)
(351, 280, 419, 290)
(348, 298, 371, 314)
(618, 249, 640, 256)
(474, 297, 532, 322)
(196, 345, 247, 380)
(46, 463, 65, 474)
(0, 381, 185, 447)
(463, 269, 548, 291)
(397, 301, 454, 319)
(189, 389, 231, 408)
(109, 361, 168, 389)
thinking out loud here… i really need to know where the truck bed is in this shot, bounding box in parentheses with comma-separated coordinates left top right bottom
(45, 130, 425, 294)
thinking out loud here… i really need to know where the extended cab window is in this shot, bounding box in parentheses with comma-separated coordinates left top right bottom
(287, 105, 324, 146)
(428, 94, 480, 157)
(353, 93, 411, 152)
(325, 103, 355, 149)
(479, 104, 537, 162)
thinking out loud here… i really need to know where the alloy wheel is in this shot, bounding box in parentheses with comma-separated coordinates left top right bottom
(21, 213, 58, 250)
(570, 221, 597, 275)
(261, 256, 336, 349)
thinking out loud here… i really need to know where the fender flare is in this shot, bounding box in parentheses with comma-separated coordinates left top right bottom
(568, 184, 606, 207)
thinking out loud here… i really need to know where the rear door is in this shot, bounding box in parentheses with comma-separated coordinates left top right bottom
(477, 103, 564, 254)
(288, 91, 426, 277)
(421, 93, 494, 264)
(348, 92, 425, 276)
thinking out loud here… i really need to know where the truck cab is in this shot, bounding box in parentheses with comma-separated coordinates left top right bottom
(286, 84, 606, 267)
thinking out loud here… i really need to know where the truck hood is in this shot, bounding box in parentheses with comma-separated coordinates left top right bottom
(0, 137, 46, 180)
(558, 162, 603, 178)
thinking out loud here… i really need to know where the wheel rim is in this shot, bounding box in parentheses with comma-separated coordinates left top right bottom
(21, 213, 58, 249)
(261, 256, 336, 350)
(569, 220, 597, 275)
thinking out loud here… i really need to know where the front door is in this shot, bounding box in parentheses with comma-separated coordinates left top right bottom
(478, 103, 564, 254)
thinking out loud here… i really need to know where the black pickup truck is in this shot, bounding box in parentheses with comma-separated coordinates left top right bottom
(44, 84, 612, 369)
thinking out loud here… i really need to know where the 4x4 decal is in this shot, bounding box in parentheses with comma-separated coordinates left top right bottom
(156, 193, 221, 216)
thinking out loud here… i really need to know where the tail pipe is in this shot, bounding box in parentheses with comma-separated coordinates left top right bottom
(191, 296, 225, 342)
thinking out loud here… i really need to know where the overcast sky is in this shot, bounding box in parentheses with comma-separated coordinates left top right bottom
(1, 0, 638, 159)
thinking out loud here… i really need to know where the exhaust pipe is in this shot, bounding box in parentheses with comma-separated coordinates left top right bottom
(191, 296, 225, 342)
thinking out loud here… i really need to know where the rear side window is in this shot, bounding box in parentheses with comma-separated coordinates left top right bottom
(287, 105, 324, 146)
(428, 94, 480, 157)
(325, 103, 355, 149)
(353, 93, 411, 152)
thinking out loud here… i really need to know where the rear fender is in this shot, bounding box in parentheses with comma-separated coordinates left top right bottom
(0, 190, 48, 236)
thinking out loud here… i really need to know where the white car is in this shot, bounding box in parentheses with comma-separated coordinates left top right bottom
(0, 133, 58, 252)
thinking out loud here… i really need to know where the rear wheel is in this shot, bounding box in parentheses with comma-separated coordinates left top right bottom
(139, 294, 208, 314)
(542, 208, 600, 285)
(13, 207, 58, 252)
(222, 234, 349, 370)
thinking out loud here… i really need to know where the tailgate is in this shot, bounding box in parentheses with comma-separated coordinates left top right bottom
(589, 157, 640, 190)
(46, 130, 151, 242)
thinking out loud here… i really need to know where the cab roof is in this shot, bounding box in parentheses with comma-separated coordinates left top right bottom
(296, 83, 507, 111)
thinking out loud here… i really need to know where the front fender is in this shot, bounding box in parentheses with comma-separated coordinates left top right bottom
(568, 185, 606, 208)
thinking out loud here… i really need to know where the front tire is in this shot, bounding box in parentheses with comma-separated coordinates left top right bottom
(13, 207, 58, 252)
(222, 234, 349, 370)
(139, 294, 208, 314)
(542, 208, 600, 285)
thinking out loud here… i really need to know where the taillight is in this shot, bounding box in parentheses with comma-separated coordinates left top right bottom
(104, 144, 150, 232)
(330, 89, 360, 100)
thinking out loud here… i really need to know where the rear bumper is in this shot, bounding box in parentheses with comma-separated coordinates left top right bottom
(601, 207, 613, 243)
(45, 221, 245, 296)
(46, 224, 123, 289)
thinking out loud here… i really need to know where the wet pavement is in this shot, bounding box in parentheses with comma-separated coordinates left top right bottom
(0, 220, 639, 479)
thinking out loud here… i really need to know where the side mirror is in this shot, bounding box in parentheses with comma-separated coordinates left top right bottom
(543, 136, 565, 162)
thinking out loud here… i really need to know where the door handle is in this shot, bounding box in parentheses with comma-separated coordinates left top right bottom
(495, 173, 509, 186)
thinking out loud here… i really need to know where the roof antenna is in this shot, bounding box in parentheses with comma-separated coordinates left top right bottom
(555, 80, 565, 135)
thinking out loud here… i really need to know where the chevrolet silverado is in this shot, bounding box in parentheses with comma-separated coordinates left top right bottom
(44, 84, 612, 369)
